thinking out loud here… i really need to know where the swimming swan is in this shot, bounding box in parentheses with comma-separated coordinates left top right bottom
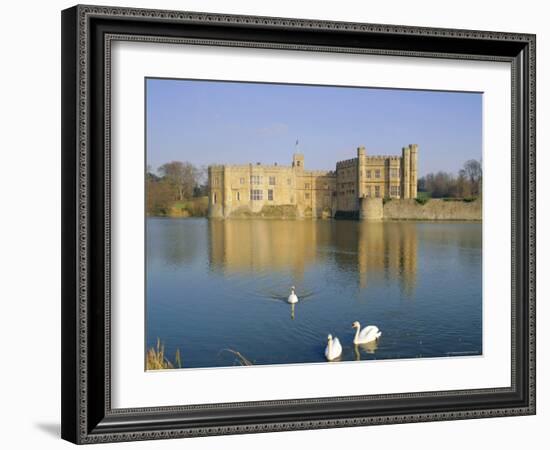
(352, 321, 382, 344)
(287, 286, 298, 304)
(325, 334, 342, 361)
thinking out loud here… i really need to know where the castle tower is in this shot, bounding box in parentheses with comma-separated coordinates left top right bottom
(357, 146, 366, 200)
(402, 146, 411, 199)
(409, 144, 418, 199)
(222, 166, 232, 217)
(208, 166, 224, 218)
(359, 197, 383, 220)
(292, 153, 304, 171)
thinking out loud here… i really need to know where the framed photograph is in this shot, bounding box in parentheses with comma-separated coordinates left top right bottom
(61, 5, 536, 444)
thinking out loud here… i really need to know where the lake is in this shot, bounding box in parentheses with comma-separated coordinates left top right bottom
(146, 218, 482, 369)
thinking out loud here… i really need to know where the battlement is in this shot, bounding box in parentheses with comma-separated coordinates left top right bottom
(364, 155, 402, 161)
(208, 163, 296, 171)
(303, 170, 336, 177)
(336, 158, 358, 169)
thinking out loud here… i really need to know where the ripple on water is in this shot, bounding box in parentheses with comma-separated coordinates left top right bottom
(146, 218, 482, 369)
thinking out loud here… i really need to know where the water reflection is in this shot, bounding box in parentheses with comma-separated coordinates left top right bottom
(147, 218, 205, 268)
(146, 218, 482, 368)
(354, 341, 379, 361)
(207, 219, 418, 294)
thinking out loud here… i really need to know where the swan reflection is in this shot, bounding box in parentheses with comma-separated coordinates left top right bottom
(354, 340, 379, 360)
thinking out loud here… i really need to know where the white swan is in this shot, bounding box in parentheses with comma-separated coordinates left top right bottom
(352, 321, 382, 344)
(287, 286, 298, 304)
(325, 334, 342, 361)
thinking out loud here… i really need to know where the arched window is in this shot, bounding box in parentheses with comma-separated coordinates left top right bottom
(213, 193, 217, 204)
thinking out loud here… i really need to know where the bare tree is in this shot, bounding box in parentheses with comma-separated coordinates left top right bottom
(146, 176, 173, 215)
(419, 159, 482, 199)
(462, 159, 482, 196)
(457, 169, 471, 198)
(193, 165, 210, 197)
(158, 161, 199, 201)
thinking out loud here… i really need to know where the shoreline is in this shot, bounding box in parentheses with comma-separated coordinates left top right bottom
(146, 215, 482, 222)
(149, 197, 482, 221)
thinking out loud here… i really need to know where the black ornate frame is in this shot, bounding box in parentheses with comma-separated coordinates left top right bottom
(61, 4, 536, 444)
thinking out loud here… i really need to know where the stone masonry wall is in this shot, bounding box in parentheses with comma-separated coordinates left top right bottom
(383, 199, 481, 221)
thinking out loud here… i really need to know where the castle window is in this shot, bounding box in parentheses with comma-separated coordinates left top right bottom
(297, 160, 301, 167)
(250, 175, 262, 185)
(391, 169, 398, 178)
(269, 176, 276, 185)
(268, 189, 274, 201)
(240, 177, 245, 185)
(305, 183, 310, 189)
(237, 192, 241, 202)
(375, 186, 380, 197)
(250, 189, 263, 200)
(390, 185, 399, 197)
(375, 169, 381, 179)
(367, 186, 371, 197)
(213, 193, 217, 204)
(366, 170, 371, 179)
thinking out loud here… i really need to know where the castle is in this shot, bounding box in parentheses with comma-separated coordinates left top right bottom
(208, 144, 418, 219)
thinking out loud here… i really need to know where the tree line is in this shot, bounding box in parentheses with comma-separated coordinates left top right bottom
(147, 161, 209, 216)
(418, 159, 482, 199)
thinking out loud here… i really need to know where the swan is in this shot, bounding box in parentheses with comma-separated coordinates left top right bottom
(352, 321, 382, 344)
(287, 286, 298, 304)
(325, 334, 342, 361)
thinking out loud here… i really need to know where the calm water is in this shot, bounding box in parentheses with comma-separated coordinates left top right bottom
(146, 218, 482, 369)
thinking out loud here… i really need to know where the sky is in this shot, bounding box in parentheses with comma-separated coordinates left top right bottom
(146, 78, 482, 177)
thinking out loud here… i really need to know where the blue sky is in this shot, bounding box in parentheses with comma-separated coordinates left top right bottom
(146, 78, 482, 177)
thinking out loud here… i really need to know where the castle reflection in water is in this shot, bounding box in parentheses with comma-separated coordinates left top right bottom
(207, 220, 418, 295)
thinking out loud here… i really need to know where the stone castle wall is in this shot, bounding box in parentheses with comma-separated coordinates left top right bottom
(383, 199, 482, 221)
(208, 157, 337, 219)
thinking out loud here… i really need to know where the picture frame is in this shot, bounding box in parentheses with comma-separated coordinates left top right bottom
(61, 4, 536, 444)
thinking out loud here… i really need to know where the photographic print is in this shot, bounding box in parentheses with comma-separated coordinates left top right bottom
(145, 78, 483, 370)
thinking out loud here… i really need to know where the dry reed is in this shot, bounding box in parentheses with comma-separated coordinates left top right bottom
(146, 338, 182, 370)
(223, 349, 253, 366)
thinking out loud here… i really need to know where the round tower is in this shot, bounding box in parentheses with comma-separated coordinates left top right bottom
(359, 197, 383, 221)
(402, 146, 411, 199)
(208, 166, 224, 218)
(409, 144, 418, 198)
(357, 146, 366, 200)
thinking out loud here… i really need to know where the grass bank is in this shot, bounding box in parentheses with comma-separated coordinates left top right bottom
(147, 196, 208, 218)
